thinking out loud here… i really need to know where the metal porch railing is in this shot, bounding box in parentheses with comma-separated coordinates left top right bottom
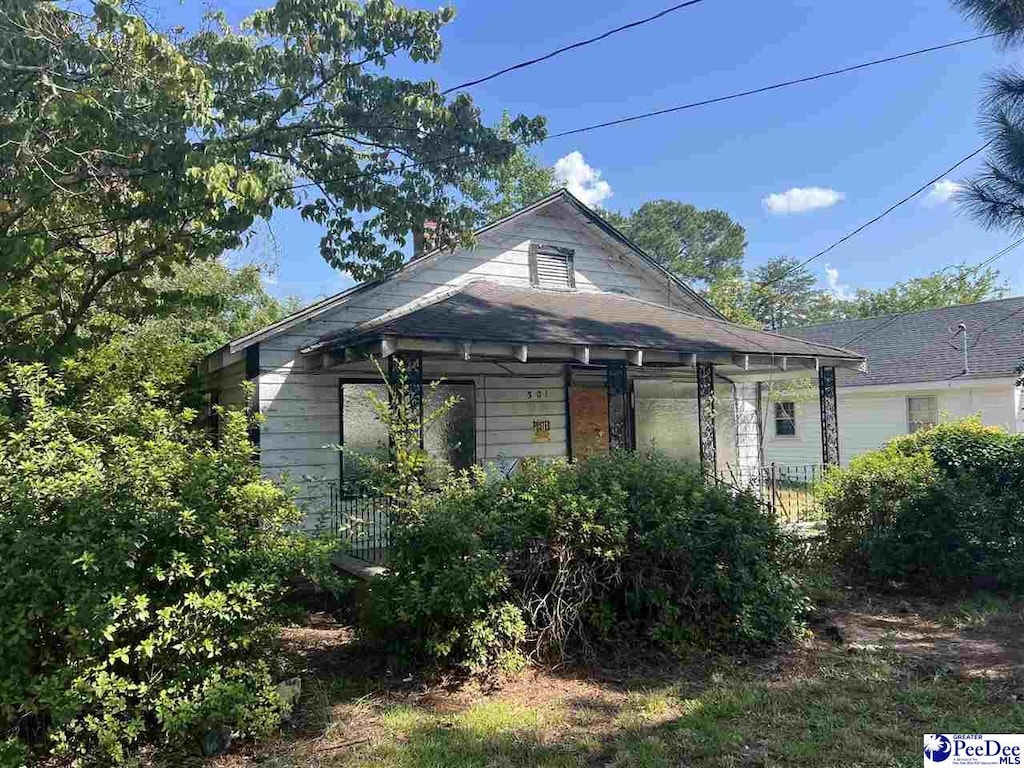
(326, 483, 392, 565)
(714, 463, 826, 523)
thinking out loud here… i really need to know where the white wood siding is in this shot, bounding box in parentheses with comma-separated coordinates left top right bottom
(251, 198, 717, 521)
(762, 378, 1018, 467)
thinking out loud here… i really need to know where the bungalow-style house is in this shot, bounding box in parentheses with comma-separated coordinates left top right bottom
(763, 297, 1024, 466)
(202, 190, 865, 531)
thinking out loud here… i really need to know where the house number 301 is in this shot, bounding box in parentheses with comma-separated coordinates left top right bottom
(526, 390, 544, 399)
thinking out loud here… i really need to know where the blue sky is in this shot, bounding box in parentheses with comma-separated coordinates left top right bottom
(161, 0, 1021, 303)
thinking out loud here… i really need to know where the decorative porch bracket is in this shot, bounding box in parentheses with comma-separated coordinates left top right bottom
(818, 365, 840, 466)
(606, 361, 631, 450)
(696, 362, 717, 475)
(387, 351, 424, 449)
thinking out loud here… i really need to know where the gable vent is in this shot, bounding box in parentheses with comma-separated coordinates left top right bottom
(529, 244, 576, 289)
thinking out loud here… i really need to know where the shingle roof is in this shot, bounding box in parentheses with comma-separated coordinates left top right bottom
(209, 189, 720, 359)
(783, 296, 1024, 386)
(313, 281, 864, 361)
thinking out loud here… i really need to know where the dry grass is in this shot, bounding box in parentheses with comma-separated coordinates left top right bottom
(199, 591, 1024, 768)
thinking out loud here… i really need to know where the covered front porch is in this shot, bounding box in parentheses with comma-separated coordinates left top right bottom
(298, 281, 865, 561)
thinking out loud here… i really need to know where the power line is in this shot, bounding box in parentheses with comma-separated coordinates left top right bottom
(441, 0, 708, 94)
(954, 274, 1024, 351)
(547, 32, 1001, 140)
(2, 33, 1000, 242)
(838, 237, 1024, 347)
(758, 142, 993, 291)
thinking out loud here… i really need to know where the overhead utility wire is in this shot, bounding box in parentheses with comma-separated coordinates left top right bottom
(945, 275, 1024, 359)
(441, 0, 708, 94)
(547, 32, 1000, 140)
(756, 142, 993, 291)
(3, 33, 999, 242)
(838, 236, 1024, 347)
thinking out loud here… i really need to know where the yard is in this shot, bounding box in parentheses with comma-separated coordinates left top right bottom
(206, 588, 1024, 768)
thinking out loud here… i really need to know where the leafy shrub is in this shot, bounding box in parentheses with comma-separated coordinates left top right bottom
(821, 418, 1024, 589)
(364, 452, 808, 670)
(0, 365, 336, 763)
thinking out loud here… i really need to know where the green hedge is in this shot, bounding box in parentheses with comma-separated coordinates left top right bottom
(364, 452, 808, 670)
(820, 418, 1024, 590)
(0, 366, 335, 764)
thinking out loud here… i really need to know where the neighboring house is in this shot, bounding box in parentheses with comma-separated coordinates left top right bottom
(201, 190, 864, 528)
(764, 297, 1024, 467)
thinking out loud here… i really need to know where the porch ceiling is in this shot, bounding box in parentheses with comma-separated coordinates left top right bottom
(301, 281, 866, 373)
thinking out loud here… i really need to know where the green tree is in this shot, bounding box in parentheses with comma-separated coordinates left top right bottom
(952, 0, 1024, 229)
(743, 256, 819, 330)
(70, 261, 301, 402)
(0, 0, 543, 362)
(605, 201, 747, 290)
(463, 113, 555, 220)
(840, 263, 1006, 319)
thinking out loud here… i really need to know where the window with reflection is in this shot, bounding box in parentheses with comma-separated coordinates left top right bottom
(425, 382, 476, 470)
(633, 379, 700, 462)
(339, 382, 388, 490)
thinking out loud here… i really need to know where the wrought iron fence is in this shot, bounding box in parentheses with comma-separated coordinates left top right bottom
(327, 483, 392, 565)
(320, 461, 823, 565)
(713, 463, 826, 524)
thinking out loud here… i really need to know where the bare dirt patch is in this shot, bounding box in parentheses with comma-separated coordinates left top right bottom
(205, 593, 1024, 767)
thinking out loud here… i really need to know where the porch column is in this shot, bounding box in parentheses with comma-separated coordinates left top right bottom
(818, 365, 840, 466)
(387, 350, 424, 448)
(606, 361, 631, 450)
(696, 362, 717, 475)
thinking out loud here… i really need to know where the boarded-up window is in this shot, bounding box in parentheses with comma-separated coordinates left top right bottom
(568, 385, 609, 458)
(907, 395, 938, 433)
(529, 244, 575, 289)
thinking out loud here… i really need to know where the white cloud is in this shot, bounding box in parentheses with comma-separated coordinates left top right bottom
(553, 151, 612, 208)
(823, 263, 854, 301)
(925, 179, 961, 206)
(762, 186, 845, 215)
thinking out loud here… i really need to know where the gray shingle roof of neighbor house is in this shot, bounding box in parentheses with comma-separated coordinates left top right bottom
(307, 280, 865, 362)
(783, 296, 1024, 386)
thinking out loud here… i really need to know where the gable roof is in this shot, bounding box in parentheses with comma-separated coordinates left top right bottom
(783, 296, 1024, 386)
(305, 280, 864, 364)
(217, 189, 722, 357)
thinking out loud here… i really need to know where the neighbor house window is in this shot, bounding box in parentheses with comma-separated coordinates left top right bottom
(529, 243, 575, 289)
(907, 395, 938, 433)
(775, 401, 796, 437)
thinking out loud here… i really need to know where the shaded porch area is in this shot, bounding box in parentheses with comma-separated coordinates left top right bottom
(300, 281, 865, 564)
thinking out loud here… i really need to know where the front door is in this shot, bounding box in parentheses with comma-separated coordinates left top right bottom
(568, 384, 609, 458)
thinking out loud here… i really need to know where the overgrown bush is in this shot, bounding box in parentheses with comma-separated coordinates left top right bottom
(821, 418, 1024, 590)
(364, 452, 808, 670)
(0, 365, 336, 764)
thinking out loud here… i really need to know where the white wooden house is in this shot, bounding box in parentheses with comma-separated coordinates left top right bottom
(762, 298, 1024, 467)
(202, 190, 865, 530)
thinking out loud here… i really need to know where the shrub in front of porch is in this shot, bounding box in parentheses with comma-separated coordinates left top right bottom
(363, 452, 809, 671)
(0, 366, 338, 764)
(820, 418, 1024, 590)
